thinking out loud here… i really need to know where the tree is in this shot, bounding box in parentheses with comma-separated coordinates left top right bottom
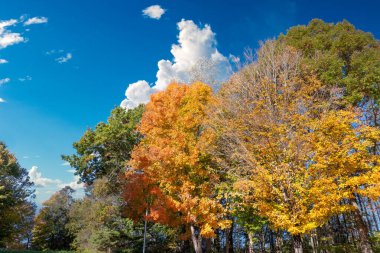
(0, 142, 35, 248)
(5, 201, 36, 249)
(32, 186, 75, 251)
(209, 40, 380, 253)
(280, 19, 380, 252)
(280, 19, 380, 105)
(68, 177, 178, 253)
(62, 105, 144, 186)
(130, 82, 229, 253)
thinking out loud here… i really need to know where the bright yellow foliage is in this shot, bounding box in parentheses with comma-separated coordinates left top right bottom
(209, 41, 380, 236)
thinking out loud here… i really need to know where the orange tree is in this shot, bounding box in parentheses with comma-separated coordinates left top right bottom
(128, 82, 229, 253)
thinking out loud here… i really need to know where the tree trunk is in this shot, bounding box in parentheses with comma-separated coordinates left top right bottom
(181, 239, 192, 253)
(225, 223, 234, 253)
(351, 201, 373, 253)
(293, 234, 303, 253)
(191, 225, 203, 253)
(215, 230, 221, 253)
(357, 195, 372, 230)
(269, 229, 276, 253)
(229, 223, 234, 253)
(260, 228, 265, 253)
(275, 231, 283, 252)
(142, 208, 148, 253)
(247, 233, 254, 253)
(369, 199, 379, 231)
(310, 234, 317, 253)
(205, 238, 212, 253)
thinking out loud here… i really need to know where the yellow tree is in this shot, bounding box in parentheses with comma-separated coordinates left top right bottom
(129, 82, 229, 253)
(209, 40, 380, 253)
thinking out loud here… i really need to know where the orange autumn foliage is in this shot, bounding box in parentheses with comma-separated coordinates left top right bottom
(129, 82, 229, 238)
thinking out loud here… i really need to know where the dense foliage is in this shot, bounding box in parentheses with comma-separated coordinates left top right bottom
(62, 106, 144, 186)
(0, 142, 35, 249)
(32, 186, 75, 251)
(1, 19, 379, 253)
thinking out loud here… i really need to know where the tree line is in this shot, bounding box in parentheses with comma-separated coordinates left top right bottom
(0, 19, 379, 253)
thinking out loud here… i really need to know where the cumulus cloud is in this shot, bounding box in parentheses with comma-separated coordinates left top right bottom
(142, 5, 166, 20)
(0, 78, 10, 85)
(58, 175, 84, 190)
(0, 59, 8, 64)
(0, 33, 24, 49)
(24, 16, 48, 26)
(29, 166, 84, 203)
(0, 19, 24, 49)
(55, 52, 72, 63)
(29, 166, 83, 189)
(120, 19, 231, 109)
(0, 98, 5, 103)
(120, 80, 154, 109)
(28, 166, 61, 187)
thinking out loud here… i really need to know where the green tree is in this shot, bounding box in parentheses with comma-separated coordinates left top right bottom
(68, 177, 178, 253)
(67, 177, 131, 252)
(280, 19, 380, 105)
(64, 105, 180, 252)
(0, 142, 35, 248)
(32, 186, 75, 251)
(62, 105, 144, 185)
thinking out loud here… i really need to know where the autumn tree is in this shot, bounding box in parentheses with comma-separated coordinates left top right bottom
(129, 82, 229, 253)
(209, 40, 380, 253)
(32, 186, 75, 251)
(280, 19, 380, 252)
(67, 177, 178, 253)
(0, 142, 35, 249)
(63, 105, 180, 252)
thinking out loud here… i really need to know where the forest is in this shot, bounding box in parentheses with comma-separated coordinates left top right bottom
(0, 19, 379, 253)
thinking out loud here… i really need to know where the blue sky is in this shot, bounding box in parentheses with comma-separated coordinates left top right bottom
(0, 0, 379, 204)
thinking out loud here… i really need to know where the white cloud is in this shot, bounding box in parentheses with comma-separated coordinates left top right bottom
(0, 19, 18, 33)
(24, 16, 48, 26)
(66, 169, 76, 173)
(27, 164, 84, 204)
(120, 80, 154, 109)
(47, 50, 73, 64)
(0, 32, 24, 49)
(18, 75, 32, 82)
(0, 78, 10, 85)
(28, 166, 61, 187)
(121, 19, 231, 109)
(0, 59, 8, 64)
(0, 98, 5, 103)
(142, 5, 166, 20)
(0, 19, 24, 49)
(61, 161, 70, 166)
(55, 52, 72, 63)
(58, 175, 84, 190)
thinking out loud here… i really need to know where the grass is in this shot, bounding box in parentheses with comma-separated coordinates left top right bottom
(0, 250, 74, 253)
